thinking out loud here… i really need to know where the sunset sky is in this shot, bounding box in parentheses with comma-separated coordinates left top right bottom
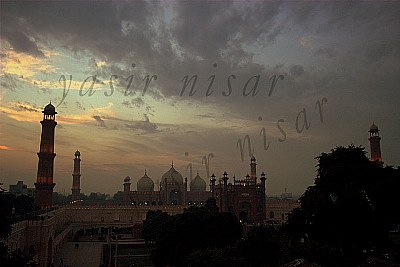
(1, 1, 399, 196)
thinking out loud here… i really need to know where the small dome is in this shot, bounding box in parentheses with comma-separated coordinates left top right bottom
(75, 150, 80, 157)
(137, 171, 154, 191)
(124, 176, 131, 183)
(190, 173, 206, 191)
(43, 102, 57, 115)
(251, 155, 256, 162)
(161, 165, 184, 188)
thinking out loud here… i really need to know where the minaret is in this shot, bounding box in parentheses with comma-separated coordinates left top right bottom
(210, 173, 216, 198)
(221, 171, 229, 212)
(250, 156, 257, 179)
(123, 176, 131, 204)
(368, 123, 382, 163)
(71, 150, 81, 201)
(259, 171, 267, 223)
(123, 176, 131, 193)
(34, 102, 57, 209)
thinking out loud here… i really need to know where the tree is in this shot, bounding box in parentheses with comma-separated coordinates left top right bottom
(286, 145, 400, 266)
(142, 210, 169, 243)
(149, 199, 242, 266)
(88, 192, 109, 201)
(112, 191, 124, 204)
(52, 192, 70, 205)
(240, 226, 283, 267)
(0, 193, 34, 266)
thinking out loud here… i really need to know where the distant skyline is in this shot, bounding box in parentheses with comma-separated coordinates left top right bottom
(1, 1, 399, 196)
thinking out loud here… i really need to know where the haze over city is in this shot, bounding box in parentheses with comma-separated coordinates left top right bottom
(1, 1, 399, 196)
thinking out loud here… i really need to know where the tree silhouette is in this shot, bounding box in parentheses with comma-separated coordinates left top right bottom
(149, 198, 242, 266)
(286, 145, 400, 266)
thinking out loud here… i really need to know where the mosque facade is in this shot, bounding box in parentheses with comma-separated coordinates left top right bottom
(123, 157, 267, 224)
(123, 163, 211, 207)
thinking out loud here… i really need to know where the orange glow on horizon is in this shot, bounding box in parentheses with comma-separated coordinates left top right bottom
(0, 145, 15, 151)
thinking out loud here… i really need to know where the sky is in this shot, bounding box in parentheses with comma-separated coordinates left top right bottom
(1, 1, 399, 197)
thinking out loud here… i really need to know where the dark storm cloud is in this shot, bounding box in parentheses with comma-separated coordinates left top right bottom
(1, 1, 399, 113)
(0, 1, 161, 61)
(364, 39, 400, 63)
(1, 10, 44, 57)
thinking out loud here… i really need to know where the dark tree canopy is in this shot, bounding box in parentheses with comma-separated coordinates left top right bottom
(148, 198, 242, 267)
(240, 226, 283, 267)
(0, 193, 35, 265)
(286, 145, 400, 266)
(142, 210, 170, 242)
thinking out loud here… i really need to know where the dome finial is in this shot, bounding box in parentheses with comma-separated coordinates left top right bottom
(144, 169, 147, 175)
(171, 160, 174, 168)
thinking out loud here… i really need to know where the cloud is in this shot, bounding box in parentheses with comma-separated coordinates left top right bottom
(0, 145, 15, 151)
(122, 97, 146, 109)
(0, 102, 42, 123)
(75, 102, 86, 110)
(315, 47, 337, 58)
(1, 1, 399, 196)
(299, 36, 315, 49)
(0, 50, 57, 78)
(93, 115, 106, 127)
(1, 16, 44, 57)
(289, 65, 305, 76)
(0, 74, 19, 91)
(125, 114, 158, 134)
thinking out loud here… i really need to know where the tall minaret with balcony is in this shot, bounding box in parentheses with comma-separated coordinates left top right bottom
(71, 150, 82, 201)
(250, 155, 257, 182)
(34, 102, 57, 208)
(368, 123, 382, 163)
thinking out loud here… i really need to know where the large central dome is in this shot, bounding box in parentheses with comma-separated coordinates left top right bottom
(161, 164, 183, 189)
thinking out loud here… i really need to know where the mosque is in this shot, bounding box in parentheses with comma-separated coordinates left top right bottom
(122, 156, 267, 224)
(33, 102, 383, 225)
(122, 163, 211, 207)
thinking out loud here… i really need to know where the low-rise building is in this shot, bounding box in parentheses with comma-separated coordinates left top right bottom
(9, 181, 35, 198)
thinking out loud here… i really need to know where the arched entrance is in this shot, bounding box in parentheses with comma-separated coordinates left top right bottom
(239, 201, 251, 223)
(169, 189, 182, 205)
(239, 211, 248, 222)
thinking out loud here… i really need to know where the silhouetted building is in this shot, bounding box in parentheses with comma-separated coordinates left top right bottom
(34, 102, 57, 209)
(123, 157, 266, 223)
(266, 196, 300, 226)
(123, 163, 211, 207)
(71, 150, 82, 201)
(9, 181, 35, 197)
(213, 156, 267, 224)
(368, 123, 382, 163)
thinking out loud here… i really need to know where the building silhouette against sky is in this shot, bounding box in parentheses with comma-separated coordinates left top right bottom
(123, 156, 267, 224)
(369, 123, 382, 163)
(213, 156, 267, 223)
(71, 150, 82, 201)
(34, 102, 57, 209)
